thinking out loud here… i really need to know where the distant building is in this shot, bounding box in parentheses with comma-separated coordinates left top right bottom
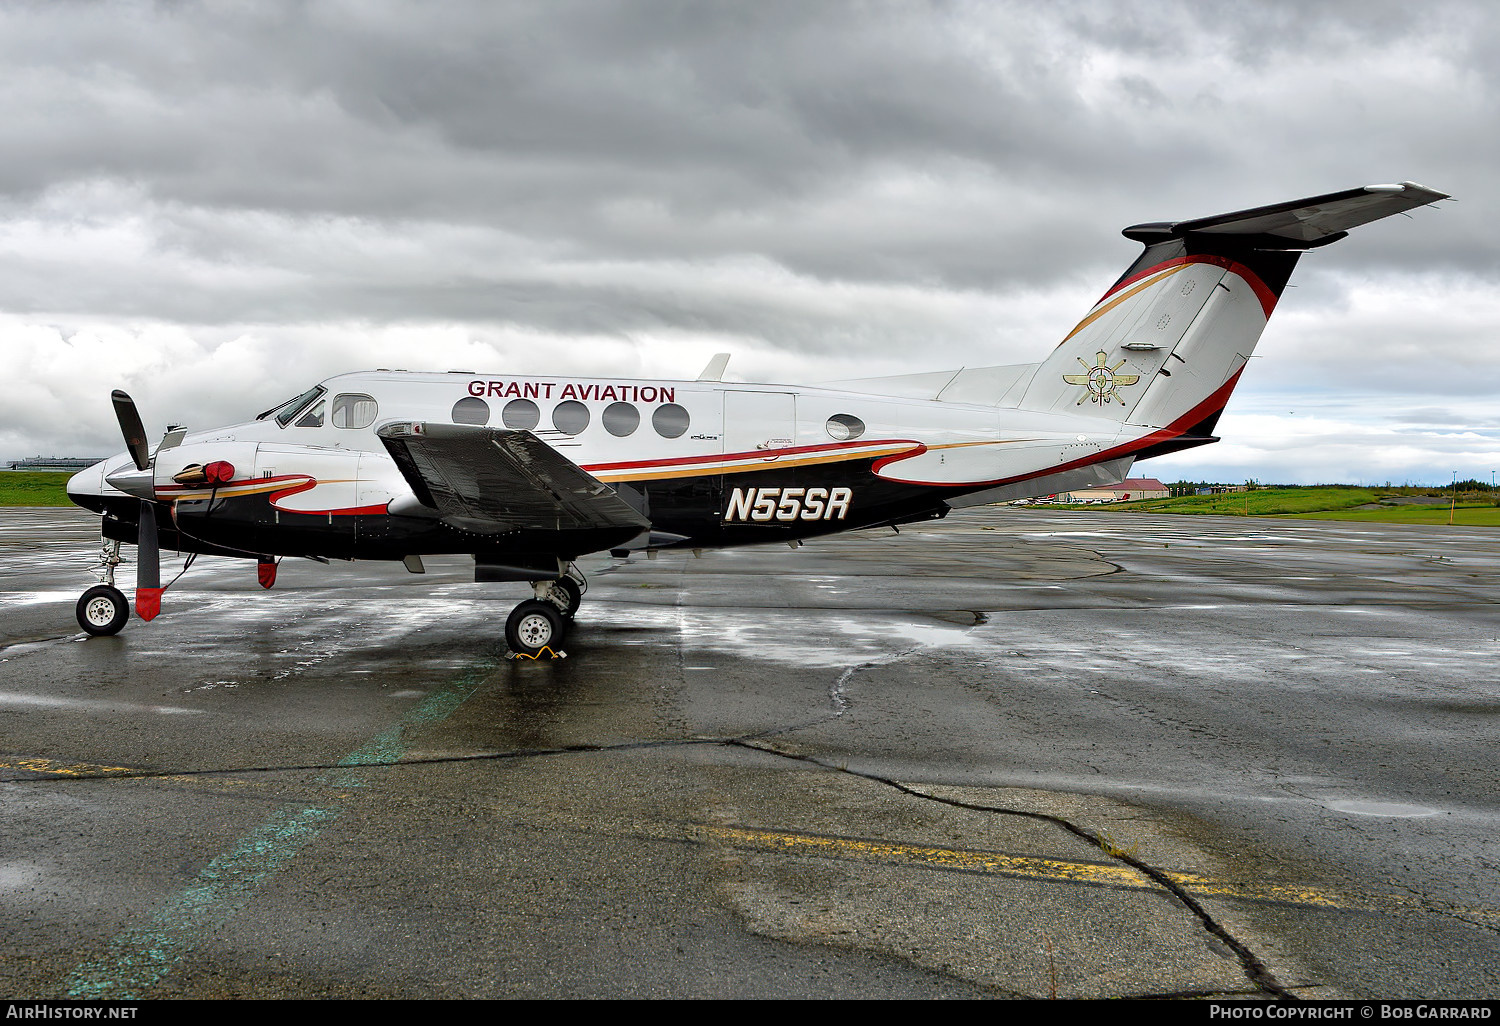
(5, 457, 105, 472)
(1054, 477, 1170, 503)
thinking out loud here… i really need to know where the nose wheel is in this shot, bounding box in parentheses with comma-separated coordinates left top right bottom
(77, 585, 130, 636)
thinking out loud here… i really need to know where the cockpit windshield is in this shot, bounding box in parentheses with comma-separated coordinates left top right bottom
(258, 385, 328, 427)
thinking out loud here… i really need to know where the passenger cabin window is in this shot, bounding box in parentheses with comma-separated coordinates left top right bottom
(552, 400, 590, 435)
(452, 397, 490, 425)
(502, 398, 539, 430)
(294, 400, 326, 428)
(825, 414, 865, 441)
(333, 394, 378, 429)
(602, 402, 639, 437)
(652, 403, 690, 439)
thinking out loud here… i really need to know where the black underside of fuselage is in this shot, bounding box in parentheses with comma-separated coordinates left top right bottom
(87, 457, 957, 564)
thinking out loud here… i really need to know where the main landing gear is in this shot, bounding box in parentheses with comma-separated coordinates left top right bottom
(504, 565, 586, 658)
(76, 538, 129, 636)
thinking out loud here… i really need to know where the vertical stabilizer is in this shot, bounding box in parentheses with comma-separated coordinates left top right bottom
(1018, 182, 1447, 434)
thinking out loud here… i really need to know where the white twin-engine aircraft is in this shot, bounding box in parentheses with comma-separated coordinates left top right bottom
(67, 182, 1447, 655)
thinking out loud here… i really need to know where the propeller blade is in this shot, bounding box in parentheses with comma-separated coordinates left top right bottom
(111, 389, 151, 472)
(136, 500, 163, 621)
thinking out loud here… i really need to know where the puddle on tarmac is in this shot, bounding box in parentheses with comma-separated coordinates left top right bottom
(1326, 800, 1439, 818)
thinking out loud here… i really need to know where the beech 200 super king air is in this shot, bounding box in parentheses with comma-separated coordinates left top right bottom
(66, 182, 1448, 656)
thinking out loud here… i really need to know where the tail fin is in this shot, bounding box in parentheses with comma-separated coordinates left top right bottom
(1019, 183, 1448, 435)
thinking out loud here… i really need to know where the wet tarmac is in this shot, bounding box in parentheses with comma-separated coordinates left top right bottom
(0, 505, 1497, 999)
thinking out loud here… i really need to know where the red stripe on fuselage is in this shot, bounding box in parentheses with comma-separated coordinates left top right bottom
(584, 439, 922, 474)
(160, 474, 382, 517)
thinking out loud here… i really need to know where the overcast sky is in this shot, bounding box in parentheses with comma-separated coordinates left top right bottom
(1, 0, 1496, 484)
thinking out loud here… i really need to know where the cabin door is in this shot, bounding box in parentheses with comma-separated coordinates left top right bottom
(722, 391, 796, 456)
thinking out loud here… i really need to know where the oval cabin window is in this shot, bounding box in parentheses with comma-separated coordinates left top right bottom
(452, 397, 490, 426)
(652, 403, 690, 439)
(552, 400, 590, 435)
(602, 402, 640, 437)
(501, 398, 539, 430)
(825, 414, 865, 441)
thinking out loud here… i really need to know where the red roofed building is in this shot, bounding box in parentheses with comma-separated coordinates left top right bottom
(1053, 477, 1170, 503)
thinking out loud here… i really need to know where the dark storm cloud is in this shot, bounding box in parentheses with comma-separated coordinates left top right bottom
(3, 1, 1492, 295)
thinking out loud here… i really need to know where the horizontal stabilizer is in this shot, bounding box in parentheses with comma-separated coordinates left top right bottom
(1124, 182, 1449, 248)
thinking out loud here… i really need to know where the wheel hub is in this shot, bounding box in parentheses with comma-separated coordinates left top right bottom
(517, 613, 554, 648)
(85, 597, 118, 627)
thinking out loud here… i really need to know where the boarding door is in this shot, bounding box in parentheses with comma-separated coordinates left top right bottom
(723, 391, 797, 458)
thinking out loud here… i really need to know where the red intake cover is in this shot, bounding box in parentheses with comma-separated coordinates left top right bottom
(136, 588, 163, 621)
(204, 461, 236, 485)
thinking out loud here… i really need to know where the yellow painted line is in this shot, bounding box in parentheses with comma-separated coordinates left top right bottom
(0, 757, 267, 793)
(15, 752, 1492, 928)
(692, 823, 1150, 888)
(681, 823, 1500, 924)
(1, 756, 140, 778)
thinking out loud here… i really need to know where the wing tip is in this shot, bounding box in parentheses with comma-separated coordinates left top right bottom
(1366, 181, 1451, 203)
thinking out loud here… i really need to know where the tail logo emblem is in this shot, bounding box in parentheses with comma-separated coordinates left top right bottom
(1064, 350, 1140, 406)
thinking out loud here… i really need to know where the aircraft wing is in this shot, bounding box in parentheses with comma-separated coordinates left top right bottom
(376, 422, 651, 534)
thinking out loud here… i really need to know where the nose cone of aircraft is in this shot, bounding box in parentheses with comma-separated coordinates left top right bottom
(66, 460, 110, 513)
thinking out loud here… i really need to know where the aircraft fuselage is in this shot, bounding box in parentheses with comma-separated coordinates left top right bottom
(70, 370, 1142, 563)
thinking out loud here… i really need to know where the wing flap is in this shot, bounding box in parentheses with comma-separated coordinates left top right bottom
(377, 422, 651, 534)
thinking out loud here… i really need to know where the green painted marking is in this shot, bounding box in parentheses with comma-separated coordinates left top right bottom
(64, 659, 494, 999)
(65, 806, 335, 999)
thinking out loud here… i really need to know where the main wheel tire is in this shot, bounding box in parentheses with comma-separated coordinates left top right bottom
(76, 585, 130, 637)
(552, 576, 582, 620)
(505, 600, 565, 657)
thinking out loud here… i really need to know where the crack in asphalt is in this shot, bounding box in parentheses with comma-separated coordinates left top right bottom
(720, 738, 1297, 1001)
(821, 642, 926, 717)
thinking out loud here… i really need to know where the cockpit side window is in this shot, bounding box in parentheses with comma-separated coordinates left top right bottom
(294, 400, 326, 428)
(268, 386, 327, 427)
(332, 393, 378, 429)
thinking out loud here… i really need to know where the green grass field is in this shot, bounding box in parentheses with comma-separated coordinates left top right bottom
(1042, 486, 1500, 525)
(0, 472, 75, 506)
(1286, 504, 1500, 526)
(1103, 487, 1381, 516)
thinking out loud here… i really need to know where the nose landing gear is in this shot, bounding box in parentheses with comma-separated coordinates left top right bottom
(76, 538, 129, 636)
